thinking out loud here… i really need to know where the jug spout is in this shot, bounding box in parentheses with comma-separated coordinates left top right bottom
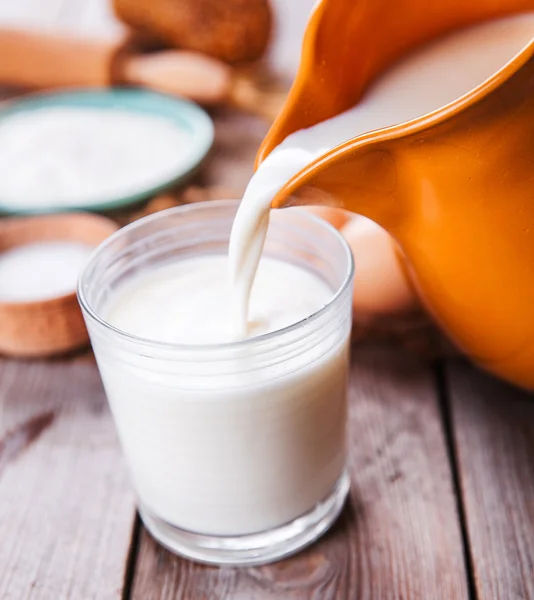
(254, 0, 534, 390)
(258, 0, 534, 161)
(271, 135, 407, 234)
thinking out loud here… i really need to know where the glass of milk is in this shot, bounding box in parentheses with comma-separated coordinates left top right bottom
(78, 200, 353, 565)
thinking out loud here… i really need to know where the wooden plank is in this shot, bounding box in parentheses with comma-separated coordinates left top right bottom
(130, 346, 469, 599)
(447, 360, 534, 599)
(0, 356, 136, 600)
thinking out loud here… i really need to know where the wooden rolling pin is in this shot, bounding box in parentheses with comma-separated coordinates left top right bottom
(0, 28, 285, 120)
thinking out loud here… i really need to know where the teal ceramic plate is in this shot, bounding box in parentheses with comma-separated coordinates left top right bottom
(0, 89, 214, 214)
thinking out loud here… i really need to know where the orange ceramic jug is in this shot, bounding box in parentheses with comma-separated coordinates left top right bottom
(257, 0, 534, 389)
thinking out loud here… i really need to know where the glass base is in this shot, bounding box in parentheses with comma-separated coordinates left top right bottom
(139, 471, 350, 566)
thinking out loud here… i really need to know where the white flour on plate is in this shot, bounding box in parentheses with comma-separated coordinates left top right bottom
(0, 107, 191, 208)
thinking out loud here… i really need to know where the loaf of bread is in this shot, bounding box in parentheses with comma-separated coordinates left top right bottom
(113, 0, 272, 64)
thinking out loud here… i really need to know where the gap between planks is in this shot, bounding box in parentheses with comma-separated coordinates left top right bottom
(444, 359, 534, 600)
(434, 363, 478, 600)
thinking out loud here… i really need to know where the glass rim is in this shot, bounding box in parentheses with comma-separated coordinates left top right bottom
(77, 199, 354, 353)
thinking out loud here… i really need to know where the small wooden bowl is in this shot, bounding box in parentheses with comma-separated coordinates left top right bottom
(0, 213, 119, 358)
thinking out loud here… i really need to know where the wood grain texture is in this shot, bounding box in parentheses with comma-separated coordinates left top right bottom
(0, 356, 135, 600)
(447, 360, 534, 600)
(130, 346, 469, 600)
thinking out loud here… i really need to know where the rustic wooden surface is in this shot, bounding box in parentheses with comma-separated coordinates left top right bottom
(446, 361, 534, 600)
(1, 2, 534, 599)
(0, 356, 135, 600)
(3, 349, 534, 599)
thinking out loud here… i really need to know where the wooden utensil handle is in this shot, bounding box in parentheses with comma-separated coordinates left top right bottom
(0, 28, 118, 89)
(0, 27, 285, 119)
(0, 27, 231, 104)
(123, 50, 232, 104)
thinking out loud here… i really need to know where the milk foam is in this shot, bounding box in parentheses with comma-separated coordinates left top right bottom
(106, 254, 333, 344)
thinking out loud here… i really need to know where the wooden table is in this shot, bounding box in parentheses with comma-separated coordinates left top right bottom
(1, 107, 534, 599)
(0, 3, 534, 596)
(2, 341, 534, 599)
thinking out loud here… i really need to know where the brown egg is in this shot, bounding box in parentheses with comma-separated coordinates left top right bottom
(340, 216, 419, 320)
(298, 206, 352, 230)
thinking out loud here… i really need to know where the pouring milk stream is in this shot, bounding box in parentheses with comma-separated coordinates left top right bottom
(229, 12, 534, 336)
